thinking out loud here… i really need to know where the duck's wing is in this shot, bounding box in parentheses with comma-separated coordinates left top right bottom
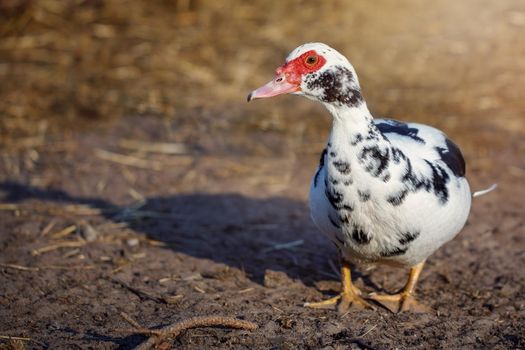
(374, 118, 466, 177)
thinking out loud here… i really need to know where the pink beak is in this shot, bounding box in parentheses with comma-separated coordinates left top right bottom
(247, 74, 300, 102)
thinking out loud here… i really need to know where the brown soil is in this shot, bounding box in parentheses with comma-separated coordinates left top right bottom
(1, 1, 524, 349)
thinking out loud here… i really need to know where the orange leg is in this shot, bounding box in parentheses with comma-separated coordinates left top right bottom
(368, 260, 431, 313)
(305, 260, 375, 314)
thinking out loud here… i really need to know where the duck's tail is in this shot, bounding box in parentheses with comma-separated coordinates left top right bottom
(472, 183, 498, 198)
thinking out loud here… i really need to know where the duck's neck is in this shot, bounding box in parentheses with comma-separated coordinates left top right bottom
(326, 102, 381, 145)
(325, 102, 393, 183)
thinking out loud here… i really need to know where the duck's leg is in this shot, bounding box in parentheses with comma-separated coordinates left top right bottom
(368, 260, 430, 313)
(304, 260, 374, 314)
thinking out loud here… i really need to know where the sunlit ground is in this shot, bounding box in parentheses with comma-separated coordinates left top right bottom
(0, 1, 524, 348)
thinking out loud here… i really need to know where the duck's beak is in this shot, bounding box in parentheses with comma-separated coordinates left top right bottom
(247, 74, 300, 102)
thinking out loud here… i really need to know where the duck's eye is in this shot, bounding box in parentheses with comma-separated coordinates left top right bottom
(305, 55, 318, 66)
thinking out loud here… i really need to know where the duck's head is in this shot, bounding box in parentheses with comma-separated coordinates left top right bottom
(247, 43, 363, 108)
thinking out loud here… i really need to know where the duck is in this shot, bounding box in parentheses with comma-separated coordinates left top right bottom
(247, 42, 495, 314)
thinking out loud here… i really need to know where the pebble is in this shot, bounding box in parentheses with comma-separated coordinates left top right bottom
(80, 223, 98, 242)
(126, 238, 139, 247)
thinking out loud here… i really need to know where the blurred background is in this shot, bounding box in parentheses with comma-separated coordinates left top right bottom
(1, 0, 524, 159)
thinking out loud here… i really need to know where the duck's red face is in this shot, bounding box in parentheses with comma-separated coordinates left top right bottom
(247, 50, 326, 101)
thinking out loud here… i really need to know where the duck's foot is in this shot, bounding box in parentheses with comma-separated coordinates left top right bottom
(305, 286, 375, 315)
(368, 292, 431, 313)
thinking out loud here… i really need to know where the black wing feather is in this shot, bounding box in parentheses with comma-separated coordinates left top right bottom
(375, 119, 466, 177)
(436, 138, 466, 177)
(375, 119, 425, 144)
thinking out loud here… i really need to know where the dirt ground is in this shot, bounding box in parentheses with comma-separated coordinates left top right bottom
(1, 1, 524, 349)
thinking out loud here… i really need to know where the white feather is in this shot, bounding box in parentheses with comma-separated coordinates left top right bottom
(472, 183, 497, 198)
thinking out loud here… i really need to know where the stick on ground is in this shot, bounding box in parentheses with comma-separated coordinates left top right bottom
(118, 313, 258, 350)
(109, 278, 167, 304)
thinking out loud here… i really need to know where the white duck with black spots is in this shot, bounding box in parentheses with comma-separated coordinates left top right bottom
(248, 42, 494, 314)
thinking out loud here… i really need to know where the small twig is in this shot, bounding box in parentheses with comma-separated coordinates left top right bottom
(0, 263, 39, 271)
(118, 312, 162, 336)
(95, 148, 163, 170)
(50, 224, 77, 239)
(238, 287, 254, 294)
(31, 240, 86, 256)
(0, 263, 95, 271)
(109, 277, 167, 304)
(271, 305, 284, 313)
(0, 335, 32, 342)
(117, 314, 258, 350)
(0, 203, 110, 216)
(193, 285, 206, 294)
(0, 334, 48, 348)
(128, 188, 146, 204)
(61, 204, 110, 216)
(138, 237, 166, 247)
(119, 139, 189, 155)
(358, 323, 378, 337)
(42, 264, 95, 270)
(62, 248, 81, 258)
(40, 219, 57, 236)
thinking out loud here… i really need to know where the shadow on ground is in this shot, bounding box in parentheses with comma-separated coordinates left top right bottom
(0, 181, 342, 287)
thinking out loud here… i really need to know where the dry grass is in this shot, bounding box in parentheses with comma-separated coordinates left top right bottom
(1, 0, 524, 150)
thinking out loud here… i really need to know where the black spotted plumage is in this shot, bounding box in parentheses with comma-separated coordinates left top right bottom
(359, 145, 390, 177)
(380, 246, 408, 257)
(357, 189, 371, 202)
(333, 160, 351, 174)
(305, 67, 363, 107)
(376, 120, 425, 144)
(436, 138, 466, 177)
(325, 187, 344, 209)
(399, 231, 420, 245)
(351, 226, 371, 244)
(251, 44, 475, 307)
(387, 189, 409, 206)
